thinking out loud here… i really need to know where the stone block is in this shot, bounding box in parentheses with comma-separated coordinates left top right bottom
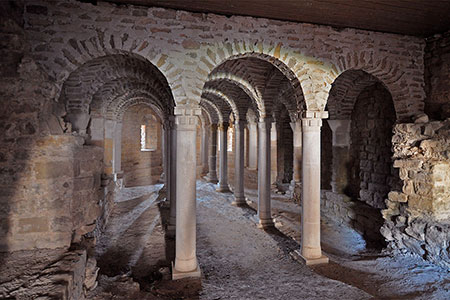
(34, 161, 73, 179)
(18, 217, 49, 233)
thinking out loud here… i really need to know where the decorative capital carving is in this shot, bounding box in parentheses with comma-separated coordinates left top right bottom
(174, 105, 201, 130)
(218, 122, 229, 131)
(301, 110, 328, 130)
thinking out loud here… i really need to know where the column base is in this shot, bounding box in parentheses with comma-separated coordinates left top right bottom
(172, 262, 201, 280)
(257, 218, 275, 229)
(291, 250, 329, 265)
(231, 196, 246, 207)
(216, 185, 231, 193)
(205, 175, 218, 184)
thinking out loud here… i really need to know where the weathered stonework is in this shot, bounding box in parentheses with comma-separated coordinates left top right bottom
(381, 119, 450, 269)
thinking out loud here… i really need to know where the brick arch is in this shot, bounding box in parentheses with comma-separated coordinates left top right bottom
(323, 54, 425, 121)
(196, 43, 310, 114)
(200, 105, 215, 125)
(327, 70, 383, 120)
(202, 88, 242, 122)
(92, 80, 172, 119)
(274, 80, 302, 122)
(107, 90, 167, 121)
(59, 52, 174, 132)
(200, 98, 223, 124)
(207, 73, 263, 114)
(115, 98, 165, 123)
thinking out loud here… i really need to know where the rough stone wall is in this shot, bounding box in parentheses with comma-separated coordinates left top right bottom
(0, 1, 103, 252)
(424, 31, 450, 120)
(24, 0, 425, 118)
(121, 104, 162, 187)
(349, 84, 400, 209)
(381, 119, 450, 269)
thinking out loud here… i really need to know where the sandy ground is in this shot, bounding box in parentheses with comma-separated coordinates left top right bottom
(89, 180, 450, 300)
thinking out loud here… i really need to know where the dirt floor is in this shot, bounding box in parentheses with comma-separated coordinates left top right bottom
(89, 180, 450, 300)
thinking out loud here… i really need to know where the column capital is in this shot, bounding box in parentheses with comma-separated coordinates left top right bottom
(210, 123, 218, 130)
(302, 111, 328, 130)
(234, 119, 247, 128)
(327, 119, 351, 147)
(174, 105, 201, 129)
(218, 122, 229, 131)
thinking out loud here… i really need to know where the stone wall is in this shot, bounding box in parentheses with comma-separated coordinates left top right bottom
(424, 31, 450, 120)
(381, 119, 450, 269)
(121, 104, 163, 187)
(23, 0, 425, 120)
(348, 83, 401, 208)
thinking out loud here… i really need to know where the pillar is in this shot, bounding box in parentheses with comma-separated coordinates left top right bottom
(299, 111, 329, 265)
(201, 125, 209, 175)
(168, 117, 177, 235)
(248, 122, 258, 170)
(257, 118, 274, 229)
(103, 119, 116, 175)
(232, 120, 246, 206)
(173, 106, 201, 280)
(206, 124, 218, 183)
(327, 120, 351, 194)
(290, 121, 302, 186)
(270, 121, 278, 187)
(217, 122, 231, 192)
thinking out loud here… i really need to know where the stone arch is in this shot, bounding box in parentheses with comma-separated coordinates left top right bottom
(197, 43, 309, 114)
(59, 52, 174, 132)
(202, 88, 240, 122)
(322, 55, 425, 121)
(200, 98, 223, 124)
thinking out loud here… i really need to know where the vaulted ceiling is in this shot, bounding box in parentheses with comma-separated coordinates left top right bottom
(104, 0, 450, 37)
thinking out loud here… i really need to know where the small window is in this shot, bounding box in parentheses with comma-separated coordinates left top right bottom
(140, 124, 157, 151)
(140, 125, 148, 150)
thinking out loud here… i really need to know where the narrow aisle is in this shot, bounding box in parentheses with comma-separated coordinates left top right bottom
(195, 181, 371, 300)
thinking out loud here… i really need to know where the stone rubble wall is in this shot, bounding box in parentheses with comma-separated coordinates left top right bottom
(321, 191, 385, 245)
(381, 119, 450, 269)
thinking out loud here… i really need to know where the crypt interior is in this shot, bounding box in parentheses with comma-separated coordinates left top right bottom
(1, 0, 450, 299)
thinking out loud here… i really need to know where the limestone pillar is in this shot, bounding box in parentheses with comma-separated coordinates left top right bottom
(248, 122, 258, 170)
(162, 119, 170, 186)
(217, 122, 231, 192)
(168, 117, 177, 235)
(327, 120, 351, 194)
(290, 121, 302, 186)
(173, 106, 201, 279)
(257, 118, 274, 228)
(270, 121, 278, 186)
(232, 120, 246, 206)
(206, 124, 218, 183)
(201, 125, 209, 175)
(103, 119, 116, 175)
(300, 111, 329, 265)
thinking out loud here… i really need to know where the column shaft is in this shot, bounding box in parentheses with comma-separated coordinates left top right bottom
(206, 124, 218, 183)
(257, 119, 274, 228)
(327, 120, 351, 194)
(168, 119, 177, 234)
(217, 122, 230, 192)
(173, 107, 201, 279)
(232, 121, 246, 206)
(300, 113, 328, 265)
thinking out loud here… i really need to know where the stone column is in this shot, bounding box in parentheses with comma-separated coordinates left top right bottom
(299, 111, 329, 265)
(257, 118, 274, 229)
(113, 122, 123, 184)
(232, 120, 246, 206)
(173, 106, 201, 280)
(162, 119, 170, 187)
(248, 122, 258, 170)
(327, 120, 351, 194)
(206, 124, 218, 183)
(290, 120, 302, 186)
(168, 117, 177, 235)
(217, 122, 231, 192)
(201, 125, 209, 175)
(270, 121, 278, 187)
